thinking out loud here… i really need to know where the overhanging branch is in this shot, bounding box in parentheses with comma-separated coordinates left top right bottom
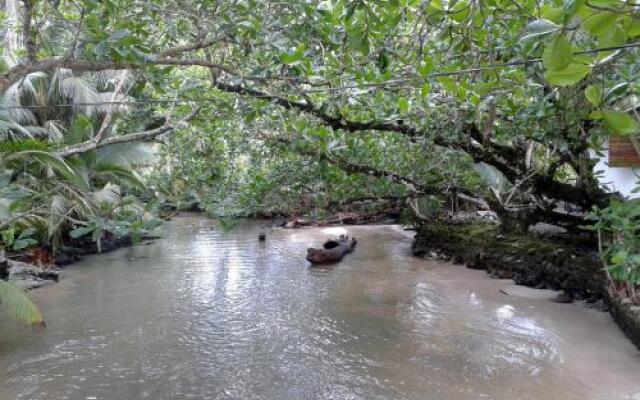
(55, 107, 199, 158)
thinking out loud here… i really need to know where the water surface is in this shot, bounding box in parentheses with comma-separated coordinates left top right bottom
(1, 217, 639, 399)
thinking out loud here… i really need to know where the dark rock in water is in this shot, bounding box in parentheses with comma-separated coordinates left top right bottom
(54, 252, 75, 267)
(258, 233, 266, 241)
(0, 251, 8, 280)
(285, 218, 315, 228)
(552, 292, 573, 304)
(307, 235, 357, 265)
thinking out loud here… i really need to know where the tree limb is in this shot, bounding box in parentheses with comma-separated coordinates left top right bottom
(55, 107, 200, 158)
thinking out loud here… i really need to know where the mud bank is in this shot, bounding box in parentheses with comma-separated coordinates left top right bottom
(412, 222, 640, 350)
(3, 234, 155, 289)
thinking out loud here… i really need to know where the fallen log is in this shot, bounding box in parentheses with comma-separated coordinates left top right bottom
(306, 235, 357, 265)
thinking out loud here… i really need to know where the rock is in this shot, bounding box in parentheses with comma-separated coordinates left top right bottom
(8, 260, 60, 282)
(552, 292, 573, 303)
(10, 276, 55, 290)
(285, 218, 314, 228)
(0, 250, 8, 280)
(54, 252, 75, 266)
(306, 235, 357, 265)
(448, 211, 498, 224)
(529, 222, 568, 236)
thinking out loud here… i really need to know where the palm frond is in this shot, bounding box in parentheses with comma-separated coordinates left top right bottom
(0, 138, 52, 153)
(94, 162, 144, 188)
(50, 194, 68, 215)
(92, 182, 121, 205)
(2, 72, 47, 124)
(46, 68, 72, 105)
(59, 76, 100, 116)
(1, 142, 90, 190)
(42, 120, 66, 142)
(47, 194, 71, 239)
(0, 118, 34, 139)
(0, 279, 44, 325)
(94, 92, 131, 116)
(91, 70, 135, 92)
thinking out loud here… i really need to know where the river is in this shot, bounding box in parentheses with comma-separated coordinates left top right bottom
(0, 216, 639, 399)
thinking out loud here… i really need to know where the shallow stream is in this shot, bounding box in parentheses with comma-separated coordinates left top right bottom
(1, 217, 639, 399)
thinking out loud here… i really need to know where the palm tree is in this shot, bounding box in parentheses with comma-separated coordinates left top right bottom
(0, 68, 154, 249)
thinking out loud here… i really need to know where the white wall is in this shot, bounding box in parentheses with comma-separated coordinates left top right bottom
(591, 141, 640, 199)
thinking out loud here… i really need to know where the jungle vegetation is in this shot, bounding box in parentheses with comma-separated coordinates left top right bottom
(1, 0, 640, 321)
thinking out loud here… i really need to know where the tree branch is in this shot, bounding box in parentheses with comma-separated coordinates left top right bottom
(55, 107, 200, 158)
(0, 56, 614, 218)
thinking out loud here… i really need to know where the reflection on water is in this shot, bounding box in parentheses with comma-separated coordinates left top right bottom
(0, 217, 639, 400)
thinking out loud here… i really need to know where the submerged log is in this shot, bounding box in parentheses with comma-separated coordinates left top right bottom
(306, 235, 357, 265)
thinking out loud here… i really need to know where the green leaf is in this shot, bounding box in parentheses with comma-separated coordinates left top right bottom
(349, 30, 370, 56)
(437, 77, 456, 93)
(12, 238, 38, 251)
(598, 26, 626, 49)
(611, 249, 628, 265)
(398, 97, 410, 113)
(109, 29, 131, 41)
(543, 34, 572, 71)
(585, 85, 603, 106)
(541, 5, 565, 24)
(522, 19, 560, 41)
(546, 63, 591, 86)
(583, 12, 619, 36)
(0, 280, 44, 325)
(563, 0, 584, 18)
(69, 226, 95, 239)
(603, 111, 639, 136)
(589, 110, 604, 120)
(376, 50, 390, 73)
(429, 0, 443, 11)
(421, 83, 431, 98)
(67, 115, 94, 145)
(588, 0, 625, 10)
(417, 60, 433, 76)
(627, 19, 640, 37)
(17, 227, 36, 240)
(279, 43, 306, 64)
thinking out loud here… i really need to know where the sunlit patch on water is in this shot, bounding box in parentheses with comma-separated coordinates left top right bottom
(321, 227, 350, 236)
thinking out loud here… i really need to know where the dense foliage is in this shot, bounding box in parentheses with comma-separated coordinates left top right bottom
(1, 0, 640, 322)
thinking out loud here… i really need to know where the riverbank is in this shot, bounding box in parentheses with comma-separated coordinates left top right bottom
(2, 233, 156, 290)
(412, 221, 640, 350)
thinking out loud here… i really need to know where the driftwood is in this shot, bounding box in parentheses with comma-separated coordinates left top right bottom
(306, 235, 357, 265)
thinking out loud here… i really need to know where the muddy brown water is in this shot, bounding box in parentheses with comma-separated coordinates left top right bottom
(1, 216, 639, 400)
